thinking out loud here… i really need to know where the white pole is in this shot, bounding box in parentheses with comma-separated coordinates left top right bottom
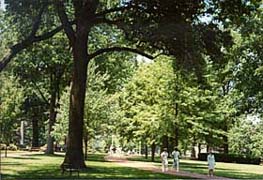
(20, 121, 24, 145)
(139, 141, 141, 155)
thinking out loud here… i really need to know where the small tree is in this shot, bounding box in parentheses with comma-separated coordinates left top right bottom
(0, 73, 24, 156)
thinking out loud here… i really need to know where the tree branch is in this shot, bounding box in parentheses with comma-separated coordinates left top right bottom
(96, 5, 131, 16)
(31, 78, 50, 105)
(0, 4, 45, 72)
(56, 0, 76, 45)
(29, 3, 48, 38)
(0, 50, 18, 72)
(34, 20, 75, 42)
(0, 20, 75, 72)
(95, 16, 124, 27)
(88, 47, 154, 60)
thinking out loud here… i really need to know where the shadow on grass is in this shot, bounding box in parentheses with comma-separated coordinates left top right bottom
(2, 162, 23, 166)
(23, 153, 65, 157)
(3, 163, 191, 179)
(2, 153, 192, 179)
(10, 156, 41, 160)
(23, 152, 105, 161)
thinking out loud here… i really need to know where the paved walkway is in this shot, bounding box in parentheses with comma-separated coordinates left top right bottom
(106, 155, 235, 180)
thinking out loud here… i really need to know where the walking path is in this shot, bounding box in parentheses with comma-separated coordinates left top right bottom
(106, 155, 235, 180)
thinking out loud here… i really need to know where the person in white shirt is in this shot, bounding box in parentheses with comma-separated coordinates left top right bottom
(161, 148, 169, 172)
(207, 149, 216, 177)
(171, 147, 180, 172)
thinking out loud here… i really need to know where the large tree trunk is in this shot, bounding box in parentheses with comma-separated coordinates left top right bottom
(223, 124, 229, 154)
(223, 134, 229, 154)
(162, 135, 169, 151)
(198, 143, 201, 154)
(145, 144, 148, 159)
(62, 23, 89, 168)
(84, 134, 88, 160)
(151, 142, 156, 162)
(222, 86, 229, 154)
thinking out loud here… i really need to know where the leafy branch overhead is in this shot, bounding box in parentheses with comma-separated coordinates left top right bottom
(1, 0, 260, 72)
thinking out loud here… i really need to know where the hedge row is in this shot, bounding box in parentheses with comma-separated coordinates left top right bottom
(198, 153, 261, 165)
(0, 144, 18, 151)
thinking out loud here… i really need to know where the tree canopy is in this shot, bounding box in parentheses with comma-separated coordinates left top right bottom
(0, 0, 262, 168)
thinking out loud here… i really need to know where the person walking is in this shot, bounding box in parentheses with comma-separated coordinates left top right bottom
(161, 148, 169, 172)
(171, 147, 180, 172)
(207, 149, 216, 177)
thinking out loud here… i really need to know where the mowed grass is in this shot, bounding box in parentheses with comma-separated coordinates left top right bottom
(1, 153, 190, 179)
(129, 156, 263, 179)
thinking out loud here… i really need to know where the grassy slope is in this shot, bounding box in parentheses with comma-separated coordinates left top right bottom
(129, 156, 263, 179)
(1, 153, 189, 179)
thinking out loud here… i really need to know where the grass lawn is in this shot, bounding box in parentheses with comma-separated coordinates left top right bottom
(1, 153, 190, 179)
(129, 156, 263, 179)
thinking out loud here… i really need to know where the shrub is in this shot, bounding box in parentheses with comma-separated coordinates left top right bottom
(40, 144, 47, 152)
(198, 153, 261, 165)
(0, 144, 7, 150)
(7, 144, 18, 151)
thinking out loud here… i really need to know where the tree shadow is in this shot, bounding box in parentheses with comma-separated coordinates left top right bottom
(10, 156, 41, 160)
(20, 153, 64, 157)
(2, 162, 23, 166)
(2, 164, 191, 179)
(2, 157, 192, 179)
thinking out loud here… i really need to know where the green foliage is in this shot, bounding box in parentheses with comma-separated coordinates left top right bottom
(53, 62, 112, 145)
(51, 87, 70, 143)
(118, 56, 175, 146)
(229, 116, 263, 158)
(90, 23, 137, 93)
(198, 153, 261, 165)
(84, 62, 111, 143)
(120, 0, 260, 76)
(231, 10, 263, 113)
(0, 73, 24, 144)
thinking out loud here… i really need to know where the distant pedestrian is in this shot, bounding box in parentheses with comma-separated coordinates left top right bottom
(207, 149, 215, 177)
(161, 148, 169, 172)
(171, 147, 180, 172)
